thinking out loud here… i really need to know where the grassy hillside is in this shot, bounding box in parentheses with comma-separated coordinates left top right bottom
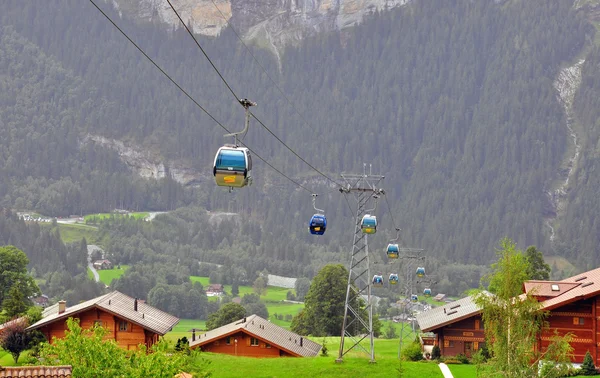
(193, 338, 445, 378)
(40, 223, 99, 244)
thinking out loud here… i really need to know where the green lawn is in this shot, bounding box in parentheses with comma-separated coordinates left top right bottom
(41, 222, 99, 244)
(190, 338, 444, 378)
(447, 363, 477, 378)
(96, 265, 130, 285)
(164, 319, 207, 343)
(84, 212, 149, 223)
(0, 349, 31, 366)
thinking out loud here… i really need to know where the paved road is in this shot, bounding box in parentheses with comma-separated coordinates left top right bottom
(87, 245, 104, 283)
(438, 363, 454, 378)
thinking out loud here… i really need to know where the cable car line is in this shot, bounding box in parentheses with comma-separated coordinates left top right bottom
(384, 193, 398, 231)
(165, 0, 240, 101)
(166, 0, 344, 190)
(88, 0, 313, 194)
(208, 0, 319, 135)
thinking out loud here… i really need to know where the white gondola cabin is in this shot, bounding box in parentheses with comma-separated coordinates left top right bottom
(361, 214, 377, 234)
(411, 294, 418, 302)
(372, 275, 384, 287)
(416, 267, 425, 278)
(213, 145, 252, 188)
(423, 288, 432, 297)
(389, 273, 399, 285)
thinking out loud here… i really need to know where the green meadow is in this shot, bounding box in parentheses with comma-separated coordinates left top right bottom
(193, 338, 446, 378)
(84, 212, 149, 223)
(41, 222, 99, 244)
(87, 265, 130, 285)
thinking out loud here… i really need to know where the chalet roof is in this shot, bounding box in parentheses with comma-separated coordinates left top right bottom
(0, 317, 27, 332)
(534, 267, 600, 310)
(0, 366, 72, 378)
(27, 291, 179, 335)
(189, 314, 321, 357)
(206, 284, 223, 291)
(416, 294, 485, 332)
(523, 280, 580, 298)
(93, 259, 111, 264)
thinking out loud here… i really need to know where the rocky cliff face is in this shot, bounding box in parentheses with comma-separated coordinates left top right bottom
(81, 134, 207, 186)
(110, 0, 410, 49)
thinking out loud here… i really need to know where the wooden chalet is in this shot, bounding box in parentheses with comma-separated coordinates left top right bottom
(93, 259, 112, 270)
(205, 284, 224, 297)
(27, 291, 179, 351)
(416, 295, 485, 358)
(189, 314, 321, 357)
(524, 267, 600, 364)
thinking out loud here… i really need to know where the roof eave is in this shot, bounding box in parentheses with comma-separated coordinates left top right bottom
(420, 310, 482, 333)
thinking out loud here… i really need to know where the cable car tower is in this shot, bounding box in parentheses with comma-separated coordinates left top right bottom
(394, 247, 426, 358)
(336, 164, 384, 364)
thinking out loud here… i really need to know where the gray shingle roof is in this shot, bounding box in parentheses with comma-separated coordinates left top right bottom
(27, 291, 179, 335)
(416, 294, 483, 332)
(190, 314, 321, 357)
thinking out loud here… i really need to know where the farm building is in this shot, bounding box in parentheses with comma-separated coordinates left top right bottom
(93, 259, 112, 270)
(206, 284, 224, 297)
(189, 314, 321, 357)
(27, 291, 179, 351)
(417, 266, 600, 364)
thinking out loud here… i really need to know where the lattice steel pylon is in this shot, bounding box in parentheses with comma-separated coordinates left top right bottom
(336, 165, 384, 364)
(396, 248, 425, 359)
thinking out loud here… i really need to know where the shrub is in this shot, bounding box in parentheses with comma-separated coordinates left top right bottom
(431, 345, 441, 360)
(321, 339, 329, 357)
(443, 359, 462, 364)
(402, 341, 424, 361)
(581, 351, 597, 375)
(455, 353, 469, 364)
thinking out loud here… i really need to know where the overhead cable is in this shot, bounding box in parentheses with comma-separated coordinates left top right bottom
(88, 0, 313, 194)
(165, 0, 344, 190)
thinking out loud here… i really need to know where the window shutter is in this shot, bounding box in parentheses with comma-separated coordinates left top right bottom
(444, 340, 449, 347)
(573, 317, 579, 325)
(246, 337, 251, 346)
(474, 342, 479, 350)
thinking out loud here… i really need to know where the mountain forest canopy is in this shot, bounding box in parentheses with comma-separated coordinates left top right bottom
(0, 0, 598, 295)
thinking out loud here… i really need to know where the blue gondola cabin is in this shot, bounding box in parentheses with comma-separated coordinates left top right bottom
(389, 274, 399, 285)
(372, 275, 384, 287)
(361, 215, 377, 234)
(387, 244, 399, 259)
(309, 214, 327, 235)
(411, 294, 419, 302)
(416, 267, 425, 278)
(423, 288, 432, 297)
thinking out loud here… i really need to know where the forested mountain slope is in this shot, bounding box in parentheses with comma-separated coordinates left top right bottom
(0, 0, 596, 275)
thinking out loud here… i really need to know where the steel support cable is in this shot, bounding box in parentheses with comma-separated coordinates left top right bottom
(209, 0, 319, 135)
(384, 192, 399, 231)
(166, 0, 344, 190)
(88, 0, 313, 194)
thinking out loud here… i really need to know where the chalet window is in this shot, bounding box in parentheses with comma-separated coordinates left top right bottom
(119, 320, 128, 331)
(250, 337, 259, 346)
(93, 320, 103, 327)
(443, 339, 454, 348)
(266, 343, 271, 349)
(226, 337, 231, 345)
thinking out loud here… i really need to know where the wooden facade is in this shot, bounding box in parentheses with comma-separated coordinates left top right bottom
(432, 315, 485, 358)
(540, 297, 599, 364)
(195, 330, 294, 357)
(38, 308, 159, 351)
